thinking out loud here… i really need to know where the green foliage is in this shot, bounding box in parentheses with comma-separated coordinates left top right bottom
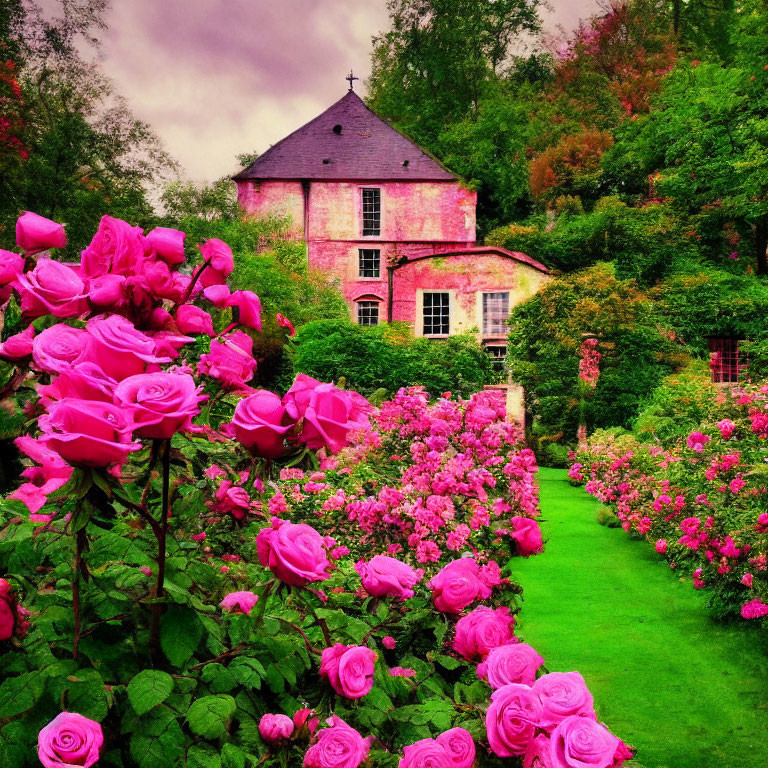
(291, 320, 497, 398)
(127, 670, 175, 716)
(507, 263, 687, 442)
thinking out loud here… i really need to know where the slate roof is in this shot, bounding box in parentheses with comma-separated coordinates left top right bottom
(233, 91, 457, 182)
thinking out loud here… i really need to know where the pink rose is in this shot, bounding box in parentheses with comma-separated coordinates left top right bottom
(10, 436, 73, 514)
(39, 363, 117, 403)
(203, 283, 231, 307)
(86, 314, 170, 380)
(87, 274, 126, 307)
(256, 518, 331, 585)
(258, 713, 294, 744)
(510, 517, 543, 556)
(436, 727, 476, 768)
(176, 304, 214, 335)
(283, 373, 322, 420)
(16, 258, 87, 319)
(0, 249, 25, 301)
(477, 642, 545, 688)
(289, 380, 372, 454)
(319, 644, 377, 699)
(0, 578, 28, 641)
(146, 226, 186, 266)
(198, 239, 234, 286)
(80, 215, 147, 278)
(453, 605, 515, 661)
(383, 636, 396, 649)
(140, 259, 183, 302)
(228, 289, 262, 330)
(486, 683, 542, 757)
(198, 331, 257, 391)
(355, 555, 423, 599)
(428, 558, 493, 614)
(114, 372, 204, 439)
(16, 211, 66, 252)
(718, 419, 735, 440)
(741, 598, 768, 619)
(548, 716, 621, 768)
(276, 312, 295, 337)
(399, 738, 450, 768)
(533, 672, 595, 730)
(39, 398, 141, 467)
(0, 323, 34, 360)
(523, 735, 552, 768)
(230, 390, 293, 458)
(210, 481, 251, 521)
(32, 325, 91, 374)
(304, 716, 371, 768)
(655, 539, 667, 554)
(686, 431, 710, 453)
(38, 712, 103, 768)
(220, 590, 259, 615)
(294, 708, 320, 736)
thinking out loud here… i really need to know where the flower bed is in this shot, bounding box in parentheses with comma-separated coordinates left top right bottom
(570, 383, 768, 624)
(0, 212, 632, 767)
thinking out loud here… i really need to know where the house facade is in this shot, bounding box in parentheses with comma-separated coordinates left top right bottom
(233, 88, 549, 365)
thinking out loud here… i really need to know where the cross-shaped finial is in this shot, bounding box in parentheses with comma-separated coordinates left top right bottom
(346, 69, 359, 91)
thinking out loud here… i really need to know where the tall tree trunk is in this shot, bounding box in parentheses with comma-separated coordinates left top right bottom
(755, 215, 768, 276)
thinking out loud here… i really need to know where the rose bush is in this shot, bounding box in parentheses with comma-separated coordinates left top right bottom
(0, 212, 632, 767)
(571, 381, 768, 627)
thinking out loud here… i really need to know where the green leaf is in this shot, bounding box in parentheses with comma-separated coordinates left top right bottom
(0, 721, 31, 768)
(186, 694, 236, 740)
(161, 605, 203, 668)
(129, 708, 186, 768)
(186, 744, 222, 768)
(221, 744, 247, 768)
(432, 654, 462, 671)
(0, 672, 43, 718)
(128, 670, 175, 716)
(65, 669, 108, 722)
(228, 657, 264, 690)
(201, 663, 238, 693)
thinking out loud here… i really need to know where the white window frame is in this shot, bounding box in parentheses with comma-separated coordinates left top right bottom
(356, 300, 380, 327)
(358, 248, 381, 279)
(420, 290, 451, 337)
(481, 291, 510, 337)
(359, 186, 382, 238)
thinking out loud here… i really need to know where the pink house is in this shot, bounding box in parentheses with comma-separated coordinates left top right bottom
(234, 87, 549, 362)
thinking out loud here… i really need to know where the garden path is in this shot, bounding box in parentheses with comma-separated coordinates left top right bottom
(510, 467, 768, 768)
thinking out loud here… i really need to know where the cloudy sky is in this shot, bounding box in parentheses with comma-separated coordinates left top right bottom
(96, 0, 599, 183)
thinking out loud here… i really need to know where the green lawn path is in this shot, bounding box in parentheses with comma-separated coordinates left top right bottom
(510, 467, 768, 768)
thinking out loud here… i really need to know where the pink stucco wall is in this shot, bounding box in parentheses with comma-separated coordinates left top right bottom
(235, 179, 476, 243)
(236, 181, 305, 235)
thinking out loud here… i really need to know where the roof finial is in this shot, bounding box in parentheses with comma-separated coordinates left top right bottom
(346, 69, 359, 92)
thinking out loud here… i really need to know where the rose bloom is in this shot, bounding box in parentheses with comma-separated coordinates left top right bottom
(0, 248, 25, 302)
(219, 590, 259, 615)
(145, 226, 186, 266)
(510, 516, 544, 556)
(230, 390, 294, 458)
(86, 314, 170, 380)
(655, 539, 668, 554)
(32, 325, 91, 374)
(477, 642, 545, 689)
(304, 716, 371, 768)
(428, 558, 493, 614)
(399, 738, 450, 768)
(319, 644, 377, 699)
(39, 398, 141, 468)
(16, 258, 88, 319)
(0, 578, 27, 641)
(16, 211, 66, 252)
(256, 518, 331, 586)
(227, 289, 262, 330)
(80, 214, 147, 278)
(0, 323, 34, 360)
(453, 605, 515, 661)
(115, 372, 204, 439)
(436, 727, 476, 768)
(533, 672, 596, 731)
(548, 715, 624, 768)
(298, 382, 372, 454)
(9, 435, 74, 514)
(176, 304, 214, 335)
(39, 363, 117, 404)
(38, 712, 104, 768)
(198, 331, 257, 392)
(486, 683, 543, 758)
(198, 238, 234, 286)
(354, 555, 423, 599)
(258, 713, 294, 744)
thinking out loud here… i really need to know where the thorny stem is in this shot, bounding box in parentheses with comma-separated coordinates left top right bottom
(72, 527, 87, 659)
(149, 439, 172, 665)
(182, 257, 211, 303)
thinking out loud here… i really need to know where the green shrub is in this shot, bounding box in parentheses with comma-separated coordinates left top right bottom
(291, 321, 497, 398)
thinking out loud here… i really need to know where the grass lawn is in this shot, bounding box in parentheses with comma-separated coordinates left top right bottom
(510, 467, 768, 768)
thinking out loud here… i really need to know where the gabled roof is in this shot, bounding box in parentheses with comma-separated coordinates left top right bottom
(233, 91, 457, 182)
(394, 246, 550, 275)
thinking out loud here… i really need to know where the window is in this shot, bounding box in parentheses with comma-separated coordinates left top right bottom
(484, 344, 507, 371)
(357, 301, 379, 326)
(709, 337, 745, 383)
(483, 292, 510, 336)
(358, 249, 381, 278)
(423, 292, 450, 335)
(361, 188, 381, 236)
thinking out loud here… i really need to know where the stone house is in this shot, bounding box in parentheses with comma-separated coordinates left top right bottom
(233, 87, 549, 369)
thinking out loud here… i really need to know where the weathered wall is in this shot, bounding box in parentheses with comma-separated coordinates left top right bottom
(236, 181, 305, 235)
(307, 181, 476, 242)
(390, 253, 549, 338)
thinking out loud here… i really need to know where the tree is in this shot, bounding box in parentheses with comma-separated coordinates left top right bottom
(368, 0, 540, 150)
(0, 0, 175, 253)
